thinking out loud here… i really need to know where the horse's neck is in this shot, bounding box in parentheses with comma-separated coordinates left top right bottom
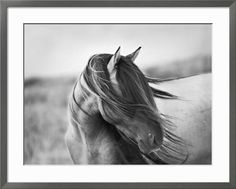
(71, 81, 105, 136)
(70, 83, 134, 164)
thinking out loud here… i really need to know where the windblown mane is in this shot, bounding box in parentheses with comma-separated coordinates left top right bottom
(79, 54, 188, 164)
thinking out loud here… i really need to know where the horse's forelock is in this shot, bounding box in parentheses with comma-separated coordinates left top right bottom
(116, 58, 157, 108)
(84, 54, 160, 123)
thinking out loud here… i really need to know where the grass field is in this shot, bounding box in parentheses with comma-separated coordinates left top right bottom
(24, 55, 211, 164)
(24, 77, 75, 164)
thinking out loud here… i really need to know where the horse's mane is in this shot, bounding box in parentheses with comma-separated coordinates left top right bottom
(79, 54, 188, 164)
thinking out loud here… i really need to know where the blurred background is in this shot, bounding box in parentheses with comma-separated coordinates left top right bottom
(24, 24, 211, 164)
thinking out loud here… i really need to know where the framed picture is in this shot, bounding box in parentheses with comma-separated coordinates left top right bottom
(1, 0, 235, 188)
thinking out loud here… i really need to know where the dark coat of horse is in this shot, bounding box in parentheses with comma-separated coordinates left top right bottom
(65, 47, 211, 164)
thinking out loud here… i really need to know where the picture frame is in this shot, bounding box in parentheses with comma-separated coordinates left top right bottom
(1, 0, 235, 188)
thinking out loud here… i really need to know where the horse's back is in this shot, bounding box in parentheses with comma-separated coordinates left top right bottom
(155, 73, 212, 164)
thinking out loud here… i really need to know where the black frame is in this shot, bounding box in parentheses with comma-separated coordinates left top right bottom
(1, 1, 235, 189)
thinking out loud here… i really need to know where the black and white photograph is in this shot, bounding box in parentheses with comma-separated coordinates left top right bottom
(24, 24, 212, 165)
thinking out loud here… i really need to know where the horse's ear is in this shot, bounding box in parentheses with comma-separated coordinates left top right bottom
(126, 47, 141, 62)
(107, 47, 121, 73)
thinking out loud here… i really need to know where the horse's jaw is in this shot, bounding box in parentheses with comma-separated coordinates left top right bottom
(113, 118, 164, 156)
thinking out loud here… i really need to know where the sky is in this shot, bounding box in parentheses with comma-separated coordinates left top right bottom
(25, 24, 211, 78)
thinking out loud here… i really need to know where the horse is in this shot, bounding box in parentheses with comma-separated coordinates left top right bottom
(65, 47, 211, 164)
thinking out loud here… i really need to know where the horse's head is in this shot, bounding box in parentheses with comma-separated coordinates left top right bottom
(81, 47, 165, 158)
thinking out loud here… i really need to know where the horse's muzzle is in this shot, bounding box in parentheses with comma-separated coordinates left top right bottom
(137, 133, 163, 155)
